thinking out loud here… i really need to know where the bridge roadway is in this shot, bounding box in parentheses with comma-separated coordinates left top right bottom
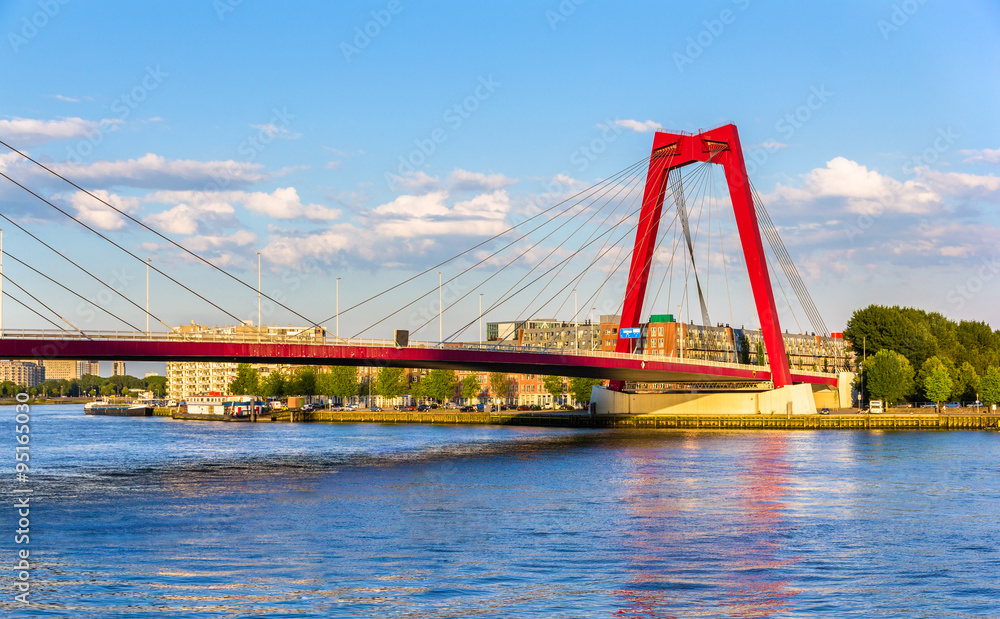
(0, 330, 839, 387)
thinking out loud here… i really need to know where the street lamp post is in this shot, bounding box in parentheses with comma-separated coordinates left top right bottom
(677, 303, 684, 359)
(256, 252, 261, 338)
(479, 293, 483, 344)
(573, 288, 578, 352)
(336, 277, 340, 340)
(438, 272, 443, 347)
(1, 228, 4, 338)
(146, 257, 151, 336)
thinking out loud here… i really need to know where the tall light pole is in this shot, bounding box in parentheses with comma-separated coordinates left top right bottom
(336, 277, 341, 339)
(591, 307, 596, 350)
(677, 303, 684, 359)
(438, 272, 443, 347)
(257, 252, 262, 342)
(145, 257, 150, 335)
(479, 293, 483, 344)
(573, 288, 578, 351)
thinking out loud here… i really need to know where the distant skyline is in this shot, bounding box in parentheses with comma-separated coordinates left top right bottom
(2, 0, 999, 381)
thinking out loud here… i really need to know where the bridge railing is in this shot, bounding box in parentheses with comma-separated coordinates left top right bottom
(0, 329, 840, 378)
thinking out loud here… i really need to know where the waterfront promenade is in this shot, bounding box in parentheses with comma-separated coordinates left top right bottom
(164, 406, 1000, 431)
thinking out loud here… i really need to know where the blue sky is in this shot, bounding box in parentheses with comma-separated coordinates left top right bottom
(2, 0, 1000, 370)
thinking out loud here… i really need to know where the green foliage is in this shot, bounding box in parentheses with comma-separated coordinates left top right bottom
(423, 369, 458, 402)
(863, 349, 914, 406)
(374, 367, 407, 399)
(228, 363, 260, 395)
(260, 371, 286, 398)
(568, 377, 603, 403)
(322, 366, 359, 399)
(845, 304, 1000, 376)
(980, 366, 1000, 406)
(460, 374, 482, 401)
(953, 362, 979, 402)
(99, 383, 117, 397)
(920, 357, 953, 405)
(488, 372, 513, 403)
(542, 375, 564, 399)
(409, 376, 425, 400)
(143, 375, 167, 397)
(736, 331, 751, 365)
(754, 341, 766, 366)
(288, 366, 317, 396)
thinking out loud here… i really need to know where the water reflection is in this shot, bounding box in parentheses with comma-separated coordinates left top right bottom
(614, 432, 799, 617)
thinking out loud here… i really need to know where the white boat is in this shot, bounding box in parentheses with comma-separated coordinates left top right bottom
(173, 394, 266, 421)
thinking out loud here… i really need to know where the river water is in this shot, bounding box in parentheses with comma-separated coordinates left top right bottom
(2, 404, 999, 617)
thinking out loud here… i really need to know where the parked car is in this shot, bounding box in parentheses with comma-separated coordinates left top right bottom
(416, 404, 428, 412)
(819, 407, 830, 415)
(944, 402, 960, 408)
(460, 405, 476, 412)
(516, 405, 531, 411)
(371, 406, 382, 412)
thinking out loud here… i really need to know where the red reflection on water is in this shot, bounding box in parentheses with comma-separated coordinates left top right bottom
(614, 433, 801, 618)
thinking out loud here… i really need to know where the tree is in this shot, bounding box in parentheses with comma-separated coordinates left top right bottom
(953, 361, 979, 402)
(409, 375, 426, 401)
(228, 363, 260, 395)
(542, 375, 564, 402)
(374, 367, 407, 399)
(736, 331, 751, 365)
(423, 369, 458, 402)
(260, 371, 286, 398)
(921, 358, 953, 409)
(289, 366, 317, 396)
(100, 383, 117, 397)
(323, 366, 359, 401)
(863, 349, 914, 406)
(144, 375, 167, 397)
(460, 374, 482, 402)
(488, 372, 513, 405)
(754, 340, 766, 366)
(568, 377, 603, 404)
(980, 366, 1000, 406)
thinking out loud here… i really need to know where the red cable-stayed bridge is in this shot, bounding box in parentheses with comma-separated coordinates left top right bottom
(0, 123, 843, 392)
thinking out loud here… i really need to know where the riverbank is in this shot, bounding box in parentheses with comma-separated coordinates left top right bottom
(243, 408, 1000, 430)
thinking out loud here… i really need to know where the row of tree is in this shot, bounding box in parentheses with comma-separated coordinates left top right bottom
(845, 305, 1000, 406)
(5, 374, 167, 399)
(229, 364, 604, 404)
(845, 305, 1000, 375)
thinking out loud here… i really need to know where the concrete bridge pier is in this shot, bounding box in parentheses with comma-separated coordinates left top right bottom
(590, 383, 820, 417)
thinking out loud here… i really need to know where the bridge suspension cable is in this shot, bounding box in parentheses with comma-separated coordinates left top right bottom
(0, 211, 179, 333)
(346, 156, 652, 339)
(0, 138, 327, 333)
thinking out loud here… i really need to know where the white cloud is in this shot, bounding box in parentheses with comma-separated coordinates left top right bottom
(919, 169, 1000, 201)
(447, 168, 516, 192)
(612, 119, 661, 133)
(67, 189, 140, 231)
(769, 157, 941, 215)
(961, 148, 1000, 165)
(250, 123, 302, 140)
(144, 187, 339, 232)
(263, 190, 512, 268)
(51, 153, 267, 189)
(0, 117, 121, 146)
